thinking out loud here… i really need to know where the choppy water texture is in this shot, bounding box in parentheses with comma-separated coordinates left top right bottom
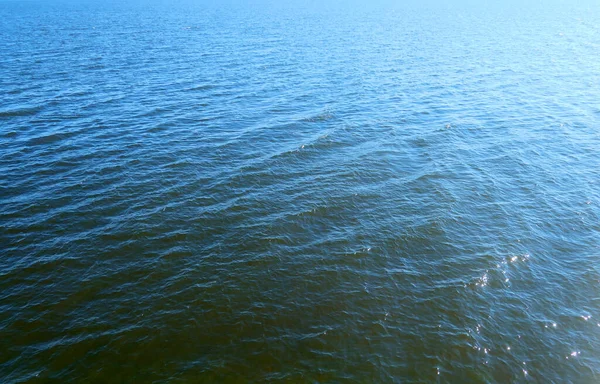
(1, 0, 600, 382)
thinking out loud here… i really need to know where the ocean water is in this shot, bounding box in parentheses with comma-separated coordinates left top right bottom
(1, 0, 600, 382)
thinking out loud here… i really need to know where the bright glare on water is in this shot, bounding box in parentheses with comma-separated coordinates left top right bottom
(1, 0, 600, 382)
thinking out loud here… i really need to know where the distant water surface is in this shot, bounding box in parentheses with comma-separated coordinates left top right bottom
(1, 0, 600, 382)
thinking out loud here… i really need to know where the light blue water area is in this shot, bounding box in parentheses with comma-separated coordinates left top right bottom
(1, 0, 600, 382)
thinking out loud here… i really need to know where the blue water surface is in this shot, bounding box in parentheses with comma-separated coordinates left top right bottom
(1, 0, 600, 382)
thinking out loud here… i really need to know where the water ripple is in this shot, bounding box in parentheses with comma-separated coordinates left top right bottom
(1, 0, 600, 382)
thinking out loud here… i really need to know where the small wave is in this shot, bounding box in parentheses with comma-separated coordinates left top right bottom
(184, 84, 216, 92)
(136, 107, 174, 119)
(25, 133, 70, 146)
(83, 63, 106, 71)
(0, 105, 43, 119)
(299, 111, 335, 123)
(2, 131, 18, 138)
(266, 130, 343, 161)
